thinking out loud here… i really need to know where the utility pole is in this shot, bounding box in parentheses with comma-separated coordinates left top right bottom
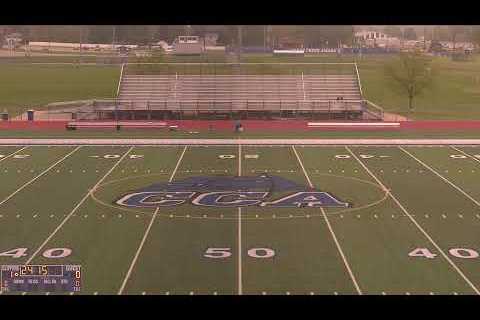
(237, 25, 242, 60)
(112, 25, 116, 51)
(263, 25, 266, 53)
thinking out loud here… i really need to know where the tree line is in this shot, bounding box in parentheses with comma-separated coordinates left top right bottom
(1, 25, 355, 47)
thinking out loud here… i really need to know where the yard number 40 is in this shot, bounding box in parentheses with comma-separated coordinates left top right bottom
(409, 247, 480, 259)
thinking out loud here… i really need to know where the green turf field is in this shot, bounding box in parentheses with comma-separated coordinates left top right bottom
(1, 143, 480, 295)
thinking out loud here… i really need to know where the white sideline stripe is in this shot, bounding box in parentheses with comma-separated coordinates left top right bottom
(345, 146, 480, 295)
(117, 146, 187, 294)
(307, 122, 400, 127)
(0, 146, 81, 207)
(4, 138, 480, 145)
(292, 145, 362, 295)
(25, 146, 134, 265)
(117, 207, 159, 295)
(450, 146, 480, 165)
(238, 144, 243, 295)
(399, 146, 480, 208)
(0, 146, 29, 163)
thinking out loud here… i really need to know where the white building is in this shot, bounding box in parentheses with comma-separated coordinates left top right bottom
(354, 31, 400, 48)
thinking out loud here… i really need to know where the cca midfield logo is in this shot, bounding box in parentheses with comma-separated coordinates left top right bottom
(116, 175, 348, 208)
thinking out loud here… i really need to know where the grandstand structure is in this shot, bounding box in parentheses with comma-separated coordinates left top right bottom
(76, 63, 383, 121)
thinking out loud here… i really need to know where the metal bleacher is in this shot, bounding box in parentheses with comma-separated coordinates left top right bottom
(83, 63, 382, 120)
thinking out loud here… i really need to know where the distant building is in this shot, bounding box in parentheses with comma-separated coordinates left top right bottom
(354, 31, 400, 48)
(172, 36, 205, 55)
(4, 32, 23, 49)
(204, 33, 218, 46)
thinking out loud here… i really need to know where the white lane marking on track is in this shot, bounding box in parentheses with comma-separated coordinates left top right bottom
(400, 146, 480, 208)
(0, 146, 81, 208)
(118, 146, 187, 295)
(238, 143, 243, 296)
(0, 146, 29, 163)
(346, 146, 480, 295)
(25, 146, 134, 265)
(292, 145, 362, 295)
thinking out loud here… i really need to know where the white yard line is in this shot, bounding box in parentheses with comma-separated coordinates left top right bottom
(0, 146, 29, 163)
(117, 207, 159, 295)
(399, 146, 480, 208)
(345, 146, 480, 295)
(117, 146, 187, 294)
(450, 146, 480, 165)
(292, 145, 362, 295)
(0, 146, 81, 207)
(238, 143, 243, 295)
(25, 146, 134, 265)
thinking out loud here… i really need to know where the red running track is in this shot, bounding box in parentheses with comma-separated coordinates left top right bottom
(2, 120, 480, 131)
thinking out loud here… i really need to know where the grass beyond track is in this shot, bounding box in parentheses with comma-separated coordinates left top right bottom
(1, 143, 480, 295)
(0, 64, 120, 115)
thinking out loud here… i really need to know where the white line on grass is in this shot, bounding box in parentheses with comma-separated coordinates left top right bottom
(399, 146, 480, 208)
(117, 146, 187, 295)
(117, 207, 160, 295)
(450, 146, 480, 165)
(0, 146, 29, 163)
(0, 146, 81, 208)
(346, 146, 480, 295)
(25, 146, 134, 265)
(292, 145, 362, 295)
(238, 143, 243, 295)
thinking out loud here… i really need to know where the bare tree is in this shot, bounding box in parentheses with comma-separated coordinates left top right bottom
(385, 51, 434, 114)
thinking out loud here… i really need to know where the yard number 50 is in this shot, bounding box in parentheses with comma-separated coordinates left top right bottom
(204, 247, 275, 259)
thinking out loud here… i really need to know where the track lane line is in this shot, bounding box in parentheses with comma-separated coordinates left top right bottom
(292, 145, 362, 295)
(0, 146, 29, 164)
(399, 146, 480, 207)
(0, 146, 81, 207)
(118, 146, 187, 295)
(25, 146, 134, 265)
(346, 146, 480, 295)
